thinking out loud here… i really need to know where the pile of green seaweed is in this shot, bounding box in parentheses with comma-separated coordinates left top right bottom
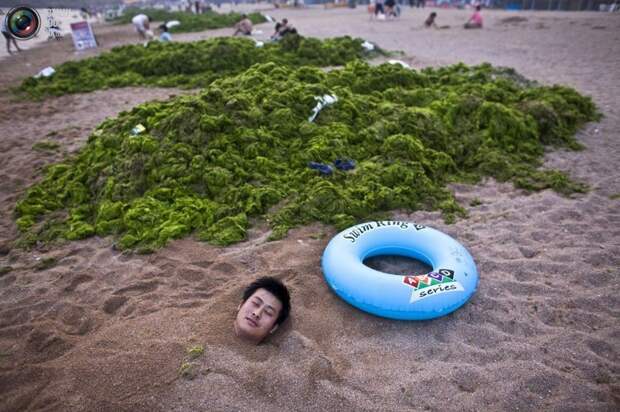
(15, 61, 598, 251)
(18, 35, 384, 99)
(112, 8, 266, 33)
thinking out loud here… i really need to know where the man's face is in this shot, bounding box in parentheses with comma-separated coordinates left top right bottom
(234, 288, 283, 344)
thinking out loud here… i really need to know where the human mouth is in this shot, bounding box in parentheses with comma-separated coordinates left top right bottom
(245, 317, 258, 327)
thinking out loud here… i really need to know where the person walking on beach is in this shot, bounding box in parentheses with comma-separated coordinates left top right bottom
(132, 13, 153, 41)
(1, 14, 21, 55)
(374, 0, 386, 17)
(233, 277, 291, 345)
(464, 5, 483, 29)
(385, 0, 400, 18)
(233, 14, 253, 36)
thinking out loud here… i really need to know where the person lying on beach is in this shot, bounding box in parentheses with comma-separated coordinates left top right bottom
(132, 13, 154, 41)
(464, 5, 483, 29)
(233, 14, 253, 36)
(233, 276, 291, 345)
(271, 18, 297, 40)
(1, 15, 21, 55)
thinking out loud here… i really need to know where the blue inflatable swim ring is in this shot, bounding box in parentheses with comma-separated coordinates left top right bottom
(321, 221, 479, 320)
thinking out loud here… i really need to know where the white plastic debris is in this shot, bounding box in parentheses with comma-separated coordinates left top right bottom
(388, 59, 411, 69)
(131, 124, 146, 135)
(263, 14, 275, 23)
(34, 67, 55, 78)
(166, 20, 180, 29)
(361, 40, 375, 51)
(254, 40, 264, 48)
(308, 94, 338, 123)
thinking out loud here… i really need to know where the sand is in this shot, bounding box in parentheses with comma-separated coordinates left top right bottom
(0, 5, 619, 411)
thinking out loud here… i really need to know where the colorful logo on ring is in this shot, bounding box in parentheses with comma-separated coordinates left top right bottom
(403, 269, 464, 302)
(403, 269, 455, 289)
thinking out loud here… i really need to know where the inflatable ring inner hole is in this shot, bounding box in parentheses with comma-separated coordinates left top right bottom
(363, 254, 433, 277)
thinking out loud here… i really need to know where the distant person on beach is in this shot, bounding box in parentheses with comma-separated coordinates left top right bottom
(424, 12, 450, 29)
(385, 0, 400, 18)
(233, 14, 253, 36)
(159, 24, 172, 42)
(271, 18, 297, 40)
(1, 15, 21, 55)
(464, 5, 483, 29)
(233, 277, 291, 345)
(424, 12, 438, 28)
(374, 0, 385, 17)
(132, 13, 153, 41)
(367, 3, 376, 19)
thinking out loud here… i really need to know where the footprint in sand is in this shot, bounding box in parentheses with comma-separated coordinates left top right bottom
(102, 295, 128, 315)
(453, 366, 485, 393)
(56, 303, 94, 335)
(112, 280, 160, 297)
(178, 268, 205, 283)
(190, 260, 213, 269)
(63, 273, 93, 293)
(25, 327, 73, 363)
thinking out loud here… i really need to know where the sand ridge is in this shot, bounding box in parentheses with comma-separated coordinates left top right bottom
(0, 5, 618, 411)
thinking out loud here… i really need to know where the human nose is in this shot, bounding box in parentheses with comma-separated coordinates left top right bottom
(251, 306, 263, 319)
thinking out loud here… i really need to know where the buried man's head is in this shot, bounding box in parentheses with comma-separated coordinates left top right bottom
(234, 277, 291, 344)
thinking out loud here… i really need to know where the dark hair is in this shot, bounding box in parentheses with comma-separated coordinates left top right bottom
(242, 277, 291, 325)
(282, 18, 288, 24)
(475, 5, 481, 10)
(147, 15, 152, 22)
(430, 12, 437, 17)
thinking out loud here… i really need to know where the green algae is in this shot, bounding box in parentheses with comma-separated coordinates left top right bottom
(186, 344, 205, 360)
(34, 257, 58, 271)
(15, 61, 599, 251)
(179, 344, 206, 380)
(112, 8, 266, 33)
(17, 36, 385, 99)
(32, 140, 61, 152)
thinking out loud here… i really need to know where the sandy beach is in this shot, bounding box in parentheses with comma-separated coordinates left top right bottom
(0, 5, 618, 411)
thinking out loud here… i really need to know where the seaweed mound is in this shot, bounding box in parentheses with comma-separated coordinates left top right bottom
(18, 36, 384, 99)
(112, 9, 266, 33)
(15, 62, 599, 251)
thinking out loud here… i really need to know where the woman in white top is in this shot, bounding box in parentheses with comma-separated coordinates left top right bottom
(131, 14, 153, 41)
